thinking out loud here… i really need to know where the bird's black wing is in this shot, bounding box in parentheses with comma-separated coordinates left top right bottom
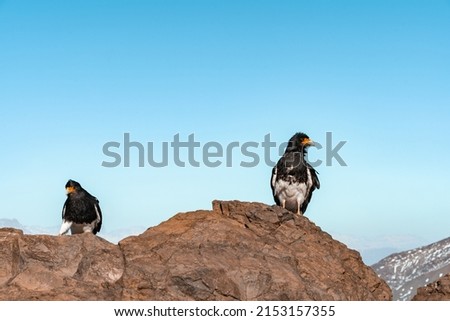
(270, 165, 281, 206)
(92, 198, 102, 234)
(62, 199, 68, 219)
(300, 165, 320, 214)
(310, 165, 320, 190)
(83, 190, 103, 234)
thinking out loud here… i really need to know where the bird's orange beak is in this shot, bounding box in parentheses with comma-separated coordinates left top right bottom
(66, 186, 75, 194)
(301, 137, 314, 146)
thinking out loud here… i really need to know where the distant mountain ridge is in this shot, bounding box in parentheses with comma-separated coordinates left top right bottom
(0, 218, 145, 244)
(0, 218, 55, 235)
(333, 234, 425, 265)
(0, 219, 23, 229)
(372, 237, 450, 300)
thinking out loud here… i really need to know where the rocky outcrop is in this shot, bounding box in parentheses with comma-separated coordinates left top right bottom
(0, 228, 124, 300)
(0, 200, 391, 300)
(412, 273, 450, 301)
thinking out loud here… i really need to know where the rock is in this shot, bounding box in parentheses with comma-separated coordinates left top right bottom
(412, 274, 450, 301)
(0, 228, 124, 300)
(0, 200, 392, 300)
(119, 200, 391, 300)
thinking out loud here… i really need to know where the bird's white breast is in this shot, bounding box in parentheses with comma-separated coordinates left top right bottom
(274, 178, 307, 199)
(274, 168, 314, 208)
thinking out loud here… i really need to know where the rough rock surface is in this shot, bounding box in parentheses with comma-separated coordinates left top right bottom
(412, 273, 450, 301)
(0, 200, 391, 300)
(0, 228, 124, 300)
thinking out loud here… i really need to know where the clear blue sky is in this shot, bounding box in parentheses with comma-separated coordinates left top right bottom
(0, 1, 449, 249)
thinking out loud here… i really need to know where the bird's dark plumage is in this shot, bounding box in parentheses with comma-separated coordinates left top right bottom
(59, 179, 102, 235)
(271, 132, 320, 215)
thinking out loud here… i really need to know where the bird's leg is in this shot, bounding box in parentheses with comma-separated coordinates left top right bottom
(282, 199, 286, 208)
(297, 202, 301, 215)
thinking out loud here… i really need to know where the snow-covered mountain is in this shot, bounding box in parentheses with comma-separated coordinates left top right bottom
(372, 237, 450, 300)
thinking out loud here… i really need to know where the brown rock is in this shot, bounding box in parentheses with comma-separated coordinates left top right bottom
(119, 200, 392, 300)
(0, 228, 124, 300)
(412, 274, 450, 301)
(0, 200, 392, 300)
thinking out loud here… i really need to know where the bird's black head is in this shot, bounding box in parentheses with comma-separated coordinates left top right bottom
(65, 179, 82, 194)
(285, 132, 314, 153)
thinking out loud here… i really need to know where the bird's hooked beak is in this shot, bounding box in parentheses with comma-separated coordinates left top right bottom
(301, 137, 315, 146)
(66, 186, 75, 194)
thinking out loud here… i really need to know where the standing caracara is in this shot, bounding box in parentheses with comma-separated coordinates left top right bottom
(271, 132, 320, 215)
